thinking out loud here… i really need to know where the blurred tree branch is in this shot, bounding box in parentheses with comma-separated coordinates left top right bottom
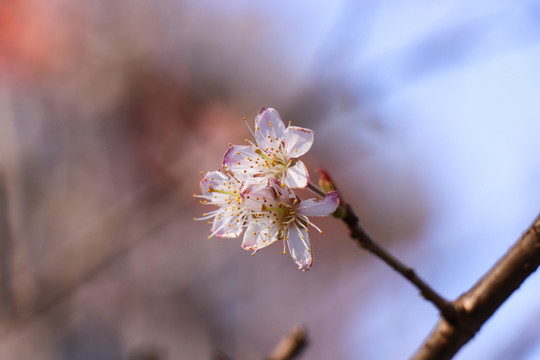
(1, 184, 181, 336)
(0, 174, 14, 321)
(412, 213, 540, 360)
(265, 325, 307, 360)
(212, 325, 307, 360)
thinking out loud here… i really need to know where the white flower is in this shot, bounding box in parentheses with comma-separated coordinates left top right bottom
(223, 108, 314, 188)
(240, 180, 339, 271)
(194, 170, 249, 238)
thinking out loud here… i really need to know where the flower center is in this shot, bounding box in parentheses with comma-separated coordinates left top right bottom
(263, 202, 295, 223)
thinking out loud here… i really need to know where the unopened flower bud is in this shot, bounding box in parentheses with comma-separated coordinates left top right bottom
(317, 168, 346, 219)
(317, 168, 337, 193)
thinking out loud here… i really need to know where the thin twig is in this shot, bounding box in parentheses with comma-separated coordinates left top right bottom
(265, 325, 308, 360)
(311, 170, 455, 319)
(341, 202, 457, 322)
(306, 182, 326, 197)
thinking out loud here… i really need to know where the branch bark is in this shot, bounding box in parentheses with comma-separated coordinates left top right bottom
(412, 214, 540, 359)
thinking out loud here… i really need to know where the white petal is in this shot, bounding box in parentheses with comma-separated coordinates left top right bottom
(242, 219, 278, 251)
(200, 170, 229, 193)
(200, 170, 240, 205)
(296, 191, 339, 217)
(286, 224, 312, 270)
(283, 160, 309, 188)
(270, 178, 294, 202)
(222, 145, 262, 179)
(283, 126, 314, 158)
(242, 182, 278, 212)
(211, 207, 245, 238)
(254, 108, 286, 154)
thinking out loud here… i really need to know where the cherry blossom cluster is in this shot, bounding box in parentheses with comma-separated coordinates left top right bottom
(195, 108, 339, 270)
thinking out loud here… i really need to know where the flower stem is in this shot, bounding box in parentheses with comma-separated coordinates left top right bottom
(340, 202, 457, 322)
(306, 182, 326, 197)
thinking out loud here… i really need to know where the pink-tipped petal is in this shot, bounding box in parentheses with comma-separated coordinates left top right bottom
(269, 178, 294, 202)
(254, 108, 286, 153)
(297, 191, 339, 217)
(212, 207, 244, 238)
(222, 145, 261, 179)
(200, 170, 240, 205)
(283, 126, 314, 158)
(286, 224, 312, 271)
(200, 170, 229, 193)
(242, 219, 278, 251)
(283, 160, 309, 188)
(242, 182, 278, 212)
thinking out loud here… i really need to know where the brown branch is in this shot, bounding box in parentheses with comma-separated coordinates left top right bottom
(265, 325, 308, 360)
(412, 213, 540, 359)
(341, 203, 457, 322)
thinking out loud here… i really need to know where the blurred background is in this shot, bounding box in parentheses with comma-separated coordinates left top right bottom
(0, 0, 539, 359)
